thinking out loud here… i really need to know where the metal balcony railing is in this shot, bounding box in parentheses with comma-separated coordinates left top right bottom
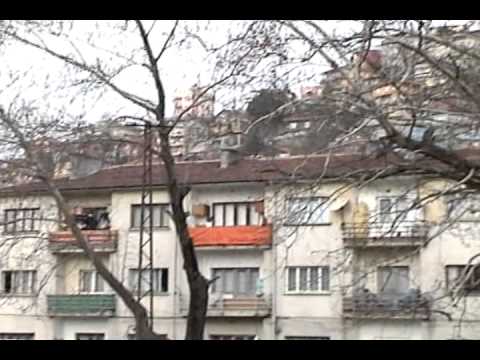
(47, 294, 116, 317)
(343, 291, 431, 320)
(342, 221, 429, 247)
(179, 293, 271, 318)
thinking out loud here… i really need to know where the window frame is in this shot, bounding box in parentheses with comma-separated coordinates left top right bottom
(211, 202, 261, 227)
(377, 266, 410, 295)
(79, 270, 106, 294)
(210, 267, 260, 297)
(75, 333, 105, 340)
(284, 197, 330, 226)
(376, 195, 421, 224)
(130, 203, 170, 229)
(446, 265, 480, 295)
(0, 270, 37, 296)
(3, 208, 40, 234)
(285, 266, 330, 294)
(209, 334, 256, 340)
(128, 268, 169, 295)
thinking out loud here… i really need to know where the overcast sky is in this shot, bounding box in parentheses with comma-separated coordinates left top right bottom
(0, 20, 471, 125)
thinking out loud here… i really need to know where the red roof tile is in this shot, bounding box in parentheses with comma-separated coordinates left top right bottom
(3, 150, 480, 195)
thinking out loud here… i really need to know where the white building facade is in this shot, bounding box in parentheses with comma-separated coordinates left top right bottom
(0, 156, 479, 340)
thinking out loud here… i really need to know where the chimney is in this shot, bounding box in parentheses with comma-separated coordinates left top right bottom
(220, 148, 241, 168)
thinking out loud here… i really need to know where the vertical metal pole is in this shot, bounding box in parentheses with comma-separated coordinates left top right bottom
(137, 122, 155, 331)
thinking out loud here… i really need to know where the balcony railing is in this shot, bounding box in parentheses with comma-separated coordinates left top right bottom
(47, 294, 116, 317)
(342, 221, 428, 248)
(188, 225, 272, 249)
(179, 294, 271, 318)
(343, 291, 431, 320)
(48, 230, 118, 254)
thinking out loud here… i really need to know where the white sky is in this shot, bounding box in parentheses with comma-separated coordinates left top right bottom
(0, 20, 472, 125)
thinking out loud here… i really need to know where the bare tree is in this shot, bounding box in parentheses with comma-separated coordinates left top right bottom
(0, 20, 259, 339)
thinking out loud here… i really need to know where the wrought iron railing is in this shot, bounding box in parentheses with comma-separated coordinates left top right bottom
(342, 221, 429, 246)
(343, 291, 431, 319)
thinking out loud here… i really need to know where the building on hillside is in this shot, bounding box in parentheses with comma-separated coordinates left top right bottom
(0, 151, 479, 339)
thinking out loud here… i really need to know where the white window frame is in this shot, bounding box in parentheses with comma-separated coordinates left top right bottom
(376, 195, 421, 224)
(0, 270, 36, 295)
(211, 267, 260, 297)
(285, 266, 330, 294)
(79, 270, 106, 294)
(212, 202, 262, 227)
(130, 204, 170, 229)
(285, 197, 330, 226)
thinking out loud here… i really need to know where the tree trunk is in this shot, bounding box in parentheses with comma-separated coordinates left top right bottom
(45, 182, 157, 340)
(158, 130, 209, 340)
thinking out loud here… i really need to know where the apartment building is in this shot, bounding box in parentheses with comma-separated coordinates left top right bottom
(0, 154, 479, 340)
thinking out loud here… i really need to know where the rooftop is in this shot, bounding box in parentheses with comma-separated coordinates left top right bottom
(2, 149, 480, 195)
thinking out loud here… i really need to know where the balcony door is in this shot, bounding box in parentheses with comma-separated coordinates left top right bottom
(377, 266, 410, 297)
(376, 196, 421, 238)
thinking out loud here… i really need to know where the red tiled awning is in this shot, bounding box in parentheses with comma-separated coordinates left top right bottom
(188, 225, 272, 247)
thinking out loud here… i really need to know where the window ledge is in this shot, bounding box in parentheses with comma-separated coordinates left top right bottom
(284, 291, 331, 296)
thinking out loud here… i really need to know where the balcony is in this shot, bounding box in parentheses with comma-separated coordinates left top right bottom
(343, 291, 431, 320)
(47, 294, 116, 317)
(188, 225, 272, 250)
(181, 295, 271, 318)
(48, 230, 118, 254)
(342, 221, 428, 248)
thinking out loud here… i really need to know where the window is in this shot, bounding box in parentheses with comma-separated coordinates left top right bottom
(377, 266, 409, 295)
(211, 268, 260, 297)
(127, 333, 168, 340)
(79, 270, 105, 293)
(210, 335, 255, 340)
(131, 204, 169, 229)
(4, 208, 40, 233)
(286, 266, 330, 293)
(129, 268, 168, 294)
(74, 207, 110, 230)
(377, 196, 420, 223)
(212, 202, 262, 227)
(0, 333, 34, 340)
(446, 265, 480, 293)
(75, 333, 105, 340)
(1, 270, 36, 295)
(286, 197, 330, 225)
(447, 195, 480, 221)
(285, 336, 330, 340)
